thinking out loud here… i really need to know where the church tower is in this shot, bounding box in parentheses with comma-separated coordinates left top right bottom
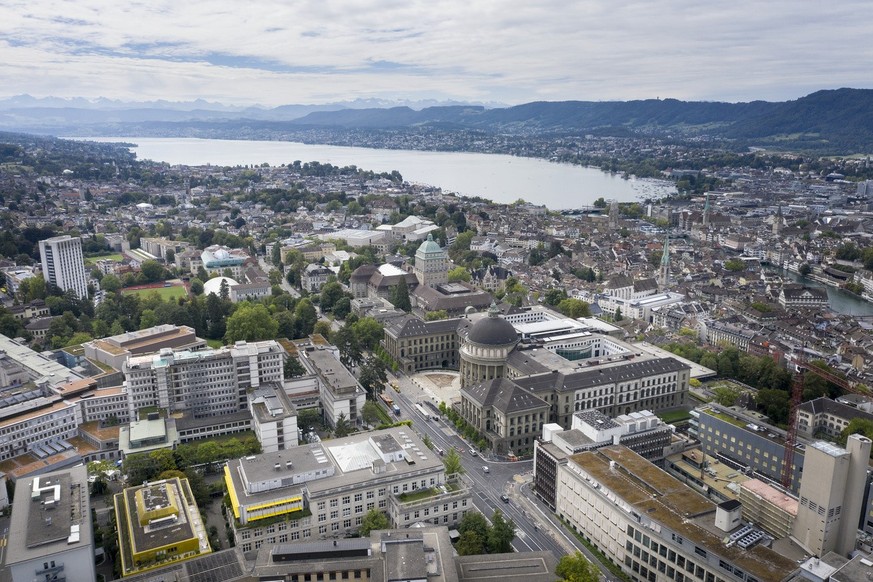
(413, 234, 449, 288)
(702, 194, 710, 229)
(608, 199, 619, 230)
(773, 205, 783, 236)
(658, 233, 671, 290)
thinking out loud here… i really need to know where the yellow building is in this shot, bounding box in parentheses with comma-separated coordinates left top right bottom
(113, 477, 211, 577)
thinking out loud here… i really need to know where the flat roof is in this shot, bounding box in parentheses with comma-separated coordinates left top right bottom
(455, 552, 558, 582)
(6, 465, 92, 565)
(740, 479, 798, 515)
(0, 334, 83, 386)
(572, 446, 797, 582)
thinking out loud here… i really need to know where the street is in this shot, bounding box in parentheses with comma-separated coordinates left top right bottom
(388, 370, 615, 579)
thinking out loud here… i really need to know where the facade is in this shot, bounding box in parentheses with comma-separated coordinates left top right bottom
(39, 235, 88, 299)
(460, 377, 549, 455)
(224, 427, 472, 551)
(123, 340, 285, 419)
(413, 233, 449, 288)
(302, 263, 334, 293)
(249, 383, 299, 453)
(6, 465, 95, 582)
(458, 303, 519, 388)
(383, 315, 461, 373)
(691, 405, 804, 492)
(114, 477, 211, 577)
(778, 285, 829, 309)
(0, 399, 82, 461)
(300, 345, 366, 428)
(792, 435, 871, 557)
(795, 396, 873, 440)
(737, 479, 797, 539)
(553, 446, 798, 582)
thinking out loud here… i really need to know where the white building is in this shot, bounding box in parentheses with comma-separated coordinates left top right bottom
(7, 465, 96, 582)
(249, 383, 299, 453)
(123, 340, 285, 419)
(39, 235, 88, 299)
(224, 427, 471, 551)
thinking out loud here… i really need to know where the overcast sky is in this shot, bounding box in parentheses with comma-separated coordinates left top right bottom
(2, 0, 871, 107)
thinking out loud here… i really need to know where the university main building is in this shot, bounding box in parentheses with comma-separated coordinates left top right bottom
(384, 302, 691, 457)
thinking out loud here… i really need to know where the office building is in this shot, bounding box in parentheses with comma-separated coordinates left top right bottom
(6, 465, 95, 582)
(39, 235, 88, 299)
(124, 340, 284, 419)
(249, 383, 298, 453)
(299, 344, 366, 428)
(551, 445, 798, 582)
(114, 476, 211, 576)
(224, 427, 472, 552)
(84, 324, 204, 371)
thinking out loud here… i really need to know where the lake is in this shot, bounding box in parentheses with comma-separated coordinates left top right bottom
(82, 137, 676, 210)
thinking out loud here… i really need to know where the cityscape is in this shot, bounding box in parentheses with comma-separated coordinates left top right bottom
(3, 2, 873, 582)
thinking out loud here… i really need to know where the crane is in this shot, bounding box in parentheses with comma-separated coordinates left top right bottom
(780, 356, 861, 488)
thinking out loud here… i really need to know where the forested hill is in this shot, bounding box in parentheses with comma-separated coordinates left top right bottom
(289, 88, 873, 153)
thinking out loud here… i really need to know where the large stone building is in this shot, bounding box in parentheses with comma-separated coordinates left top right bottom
(224, 427, 472, 551)
(383, 315, 461, 373)
(413, 233, 449, 288)
(39, 235, 88, 299)
(458, 303, 519, 389)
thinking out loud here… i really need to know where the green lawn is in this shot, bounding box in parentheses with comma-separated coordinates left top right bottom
(658, 410, 692, 424)
(122, 286, 188, 301)
(206, 339, 224, 349)
(85, 253, 124, 265)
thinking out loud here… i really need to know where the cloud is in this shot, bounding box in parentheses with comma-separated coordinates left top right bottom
(1, 0, 872, 105)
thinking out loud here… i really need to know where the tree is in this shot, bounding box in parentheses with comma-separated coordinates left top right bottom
(614, 307, 623, 321)
(713, 385, 743, 407)
(190, 278, 204, 295)
(544, 288, 568, 306)
(284, 356, 306, 378)
(724, 258, 745, 272)
(362, 401, 383, 425)
(459, 511, 490, 543)
(358, 509, 390, 536)
(352, 317, 384, 351)
(294, 298, 318, 336)
(100, 274, 121, 293)
(555, 298, 590, 318)
(313, 320, 333, 341)
(320, 281, 346, 313)
(456, 530, 486, 556)
(799, 263, 812, 277)
(359, 356, 388, 398)
(333, 297, 351, 320)
(448, 266, 471, 283)
(140, 260, 166, 283)
(487, 509, 515, 553)
(334, 325, 363, 369)
(334, 412, 353, 438)
(391, 282, 412, 312)
(841, 418, 873, 451)
(443, 448, 464, 476)
(225, 303, 279, 342)
(556, 552, 599, 582)
(271, 242, 283, 266)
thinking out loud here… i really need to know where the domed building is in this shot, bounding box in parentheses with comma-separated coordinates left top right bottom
(203, 276, 238, 298)
(413, 233, 448, 288)
(459, 303, 519, 388)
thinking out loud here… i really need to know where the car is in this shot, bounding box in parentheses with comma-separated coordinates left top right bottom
(500, 494, 510, 503)
(482, 465, 489, 473)
(469, 448, 477, 457)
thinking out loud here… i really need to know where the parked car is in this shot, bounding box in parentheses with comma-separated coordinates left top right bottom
(482, 465, 489, 473)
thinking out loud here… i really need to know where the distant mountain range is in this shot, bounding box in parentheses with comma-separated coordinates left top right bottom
(2, 89, 872, 154)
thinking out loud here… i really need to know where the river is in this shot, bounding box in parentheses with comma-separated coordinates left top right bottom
(774, 268, 873, 316)
(81, 137, 676, 211)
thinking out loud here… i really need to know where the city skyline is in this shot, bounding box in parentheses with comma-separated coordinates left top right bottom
(2, 0, 873, 107)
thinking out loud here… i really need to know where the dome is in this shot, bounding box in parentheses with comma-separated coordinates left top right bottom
(203, 276, 238, 296)
(416, 233, 443, 256)
(467, 303, 518, 346)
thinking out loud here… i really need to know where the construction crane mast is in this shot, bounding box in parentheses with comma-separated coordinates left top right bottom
(780, 357, 857, 488)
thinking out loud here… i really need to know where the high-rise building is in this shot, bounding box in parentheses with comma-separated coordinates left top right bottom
(792, 434, 872, 557)
(39, 235, 88, 299)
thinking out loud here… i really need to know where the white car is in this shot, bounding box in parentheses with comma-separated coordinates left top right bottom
(482, 465, 489, 473)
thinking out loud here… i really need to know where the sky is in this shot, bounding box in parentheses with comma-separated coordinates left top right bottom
(2, 0, 872, 108)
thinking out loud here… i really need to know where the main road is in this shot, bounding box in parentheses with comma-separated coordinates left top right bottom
(387, 370, 618, 580)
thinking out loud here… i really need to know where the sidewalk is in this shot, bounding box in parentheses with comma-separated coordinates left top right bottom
(509, 473, 578, 555)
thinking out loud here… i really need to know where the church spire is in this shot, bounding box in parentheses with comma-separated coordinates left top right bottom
(659, 232, 671, 290)
(703, 194, 710, 229)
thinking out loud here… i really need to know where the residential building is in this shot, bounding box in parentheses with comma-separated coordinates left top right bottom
(113, 476, 211, 577)
(6, 465, 95, 582)
(795, 396, 873, 440)
(39, 235, 88, 299)
(302, 263, 334, 293)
